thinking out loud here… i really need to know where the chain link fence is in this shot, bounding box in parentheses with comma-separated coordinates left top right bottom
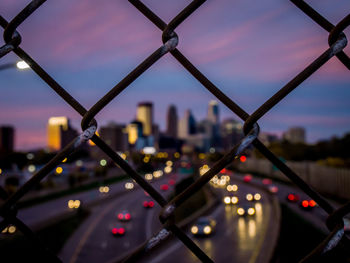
(0, 0, 349, 262)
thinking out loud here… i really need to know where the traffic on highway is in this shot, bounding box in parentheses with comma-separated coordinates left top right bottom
(8, 159, 336, 263)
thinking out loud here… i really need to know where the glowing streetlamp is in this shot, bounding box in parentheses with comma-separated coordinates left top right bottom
(0, 60, 30, 71)
(16, 60, 30, 69)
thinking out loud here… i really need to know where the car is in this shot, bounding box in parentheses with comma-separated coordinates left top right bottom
(287, 193, 300, 203)
(243, 174, 252, 183)
(237, 204, 256, 216)
(125, 182, 134, 190)
(190, 217, 216, 236)
(246, 193, 262, 201)
(117, 210, 131, 221)
(143, 200, 155, 208)
(300, 199, 317, 210)
(223, 195, 239, 205)
(262, 178, 272, 185)
(160, 184, 169, 191)
(1, 225, 16, 235)
(268, 185, 278, 194)
(168, 179, 176, 186)
(111, 226, 125, 237)
(226, 184, 238, 192)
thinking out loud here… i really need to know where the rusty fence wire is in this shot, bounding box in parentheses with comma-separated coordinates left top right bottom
(0, 0, 349, 262)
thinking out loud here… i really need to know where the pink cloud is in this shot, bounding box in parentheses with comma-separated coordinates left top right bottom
(14, 0, 161, 70)
(184, 7, 288, 64)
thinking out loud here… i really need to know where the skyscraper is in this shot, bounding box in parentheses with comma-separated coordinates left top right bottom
(47, 117, 78, 151)
(127, 121, 143, 145)
(137, 102, 153, 136)
(99, 123, 128, 151)
(208, 100, 219, 125)
(0, 126, 14, 153)
(166, 104, 178, 138)
(178, 109, 196, 139)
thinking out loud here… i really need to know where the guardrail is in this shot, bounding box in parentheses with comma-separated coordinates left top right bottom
(238, 158, 350, 200)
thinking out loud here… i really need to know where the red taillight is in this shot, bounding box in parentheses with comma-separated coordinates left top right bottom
(118, 213, 123, 220)
(143, 201, 148, 207)
(302, 200, 309, 208)
(240, 155, 247, 162)
(244, 176, 251, 182)
(118, 228, 125, 235)
(148, 201, 154, 207)
(125, 213, 131, 220)
(112, 228, 118, 235)
(288, 194, 295, 201)
(309, 200, 316, 207)
(262, 178, 272, 185)
(160, 184, 169, 191)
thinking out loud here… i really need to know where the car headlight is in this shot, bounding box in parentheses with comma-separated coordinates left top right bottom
(237, 208, 245, 215)
(191, 226, 198, 234)
(203, 226, 212, 235)
(8, 226, 16, 234)
(224, 196, 231, 204)
(246, 194, 253, 201)
(231, 196, 239, 204)
(254, 193, 261, 201)
(247, 207, 255, 215)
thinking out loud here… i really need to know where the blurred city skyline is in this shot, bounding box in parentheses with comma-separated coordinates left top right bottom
(0, 0, 349, 150)
(2, 99, 309, 152)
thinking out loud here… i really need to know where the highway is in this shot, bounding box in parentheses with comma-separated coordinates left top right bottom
(59, 175, 168, 263)
(246, 174, 335, 234)
(59, 172, 279, 263)
(138, 179, 277, 263)
(15, 168, 335, 263)
(17, 178, 136, 229)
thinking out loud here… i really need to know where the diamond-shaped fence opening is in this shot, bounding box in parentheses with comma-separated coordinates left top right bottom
(0, 0, 349, 262)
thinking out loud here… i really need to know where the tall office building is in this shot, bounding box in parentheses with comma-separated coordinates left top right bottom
(99, 123, 128, 152)
(47, 117, 78, 151)
(197, 119, 214, 138)
(166, 104, 178, 138)
(283, 127, 306, 144)
(0, 126, 14, 153)
(127, 121, 143, 145)
(207, 100, 219, 125)
(178, 109, 196, 139)
(137, 102, 153, 136)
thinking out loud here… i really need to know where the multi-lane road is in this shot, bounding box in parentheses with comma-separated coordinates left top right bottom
(15, 168, 335, 263)
(138, 180, 278, 263)
(58, 172, 279, 263)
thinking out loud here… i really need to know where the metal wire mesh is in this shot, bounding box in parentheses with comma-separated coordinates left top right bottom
(0, 0, 349, 262)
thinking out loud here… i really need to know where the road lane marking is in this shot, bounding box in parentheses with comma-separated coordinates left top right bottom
(69, 192, 135, 263)
(69, 201, 117, 263)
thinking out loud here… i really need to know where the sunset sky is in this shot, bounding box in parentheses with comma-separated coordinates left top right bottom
(0, 0, 349, 150)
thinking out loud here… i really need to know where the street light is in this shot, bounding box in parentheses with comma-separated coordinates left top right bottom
(0, 60, 30, 71)
(16, 60, 30, 69)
